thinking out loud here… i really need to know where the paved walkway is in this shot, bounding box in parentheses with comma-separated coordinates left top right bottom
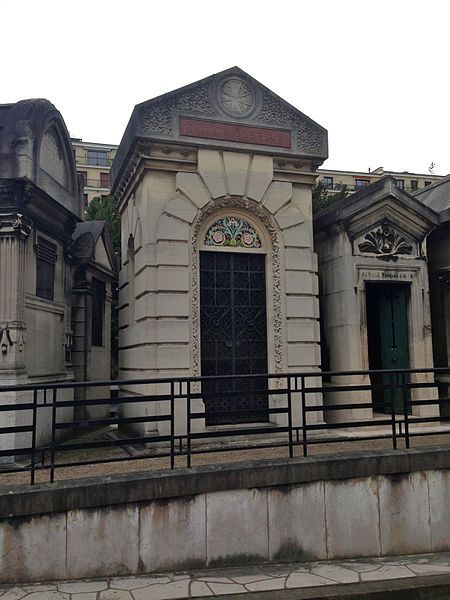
(2, 552, 450, 599)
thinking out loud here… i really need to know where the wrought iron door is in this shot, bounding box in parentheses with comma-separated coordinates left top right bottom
(200, 251, 268, 424)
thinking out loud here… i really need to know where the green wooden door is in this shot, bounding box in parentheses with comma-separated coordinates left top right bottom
(378, 284, 409, 413)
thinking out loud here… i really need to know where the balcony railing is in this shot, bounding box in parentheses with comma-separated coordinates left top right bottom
(1, 367, 450, 485)
(321, 183, 420, 194)
(75, 158, 113, 167)
(79, 179, 109, 189)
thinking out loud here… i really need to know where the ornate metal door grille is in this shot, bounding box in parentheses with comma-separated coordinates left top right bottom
(200, 251, 268, 424)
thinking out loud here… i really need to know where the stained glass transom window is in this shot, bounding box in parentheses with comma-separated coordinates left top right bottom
(204, 217, 261, 249)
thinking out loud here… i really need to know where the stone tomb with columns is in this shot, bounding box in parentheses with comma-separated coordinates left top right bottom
(111, 67, 328, 438)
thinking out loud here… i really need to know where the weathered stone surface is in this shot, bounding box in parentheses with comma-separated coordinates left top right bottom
(139, 494, 206, 571)
(379, 472, 431, 555)
(0, 513, 66, 583)
(98, 591, 134, 600)
(359, 564, 414, 581)
(246, 578, 286, 591)
(325, 476, 381, 559)
(66, 506, 139, 579)
(206, 488, 268, 566)
(190, 581, 212, 597)
(268, 481, 326, 562)
(58, 581, 107, 593)
(286, 572, 334, 587)
(246, 155, 273, 202)
(132, 580, 190, 600)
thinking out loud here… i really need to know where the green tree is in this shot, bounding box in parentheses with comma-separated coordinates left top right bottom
(85, 195, 120, 377)
(312, 182, 350, 213)
(85, 195, 121, 256)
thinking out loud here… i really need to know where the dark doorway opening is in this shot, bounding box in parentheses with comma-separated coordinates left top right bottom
(200, 251, 269, 425)
(366, 282, 410, 414)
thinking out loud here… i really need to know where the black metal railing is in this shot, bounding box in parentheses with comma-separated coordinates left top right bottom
(321, 183, 424, 194)
(1, 367, 450, 485)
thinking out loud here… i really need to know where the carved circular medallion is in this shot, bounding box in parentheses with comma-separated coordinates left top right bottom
(218, 77, 255, 117)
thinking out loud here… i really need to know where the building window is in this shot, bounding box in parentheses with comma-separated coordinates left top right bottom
(77, 171, 87, 185)
(355, 179, 370, 189)
(411, 180, 418, 191)
(395, 179, 405, 190)
(92, 278, 105, 346)
(323, 176, 333, 188)
(36, 237, 57, 300)
(87, 149, 109, 166)
(83, 193, 88, 207)
(100, 172, 109, 188)
(424, 181, 432, 187)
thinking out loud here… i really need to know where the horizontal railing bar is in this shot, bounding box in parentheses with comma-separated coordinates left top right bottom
(306, 419, 394, 430)
(55, 414, 171, 430)
(0, 425, 33, 434)
(301, 433, 395, 445)
(0, 447, 33, 458)
(51, 435, 173, 452)
(190, 407, 287, 420)
(2, 367, 450, 393)
(0, 403, 35, 412)
(53, 393, 175, 408)
(306, 402, 374, 412)
(409, 399, 445, 406)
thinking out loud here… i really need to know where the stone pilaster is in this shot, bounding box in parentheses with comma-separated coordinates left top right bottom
(0, 212, 31, 374)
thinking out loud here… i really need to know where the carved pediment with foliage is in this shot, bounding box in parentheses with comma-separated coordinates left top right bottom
(355, 220, 417, 261)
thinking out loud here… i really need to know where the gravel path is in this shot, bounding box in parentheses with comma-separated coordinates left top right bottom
(1, 428, 449, 488)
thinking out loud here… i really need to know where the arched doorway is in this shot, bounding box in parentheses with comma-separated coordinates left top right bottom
(199, 215, 269, 425)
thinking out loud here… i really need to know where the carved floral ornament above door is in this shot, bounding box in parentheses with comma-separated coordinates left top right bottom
(204, 217, 262, 249)
(356, 220, 415, 262)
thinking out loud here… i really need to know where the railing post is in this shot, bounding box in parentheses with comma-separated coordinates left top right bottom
(30, 388, 38, 485)
(301, 375, 308, 457)
(287, 376, 293, 458)
(389, 373, 397, 450)
(187, 381, 191, 468)
(50, 388, 57, 483)
(402, 372, 410, 449)
(170, 381, 175, 469)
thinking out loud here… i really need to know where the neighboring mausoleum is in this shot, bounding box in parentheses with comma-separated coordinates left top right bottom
(0, 99, 116, 449)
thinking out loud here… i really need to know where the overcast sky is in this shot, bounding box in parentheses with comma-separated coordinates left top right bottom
(2, 0, 449, 175)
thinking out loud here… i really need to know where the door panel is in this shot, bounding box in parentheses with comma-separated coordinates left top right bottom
(366, 283, 410, 414)
(200, 251, 268, 425)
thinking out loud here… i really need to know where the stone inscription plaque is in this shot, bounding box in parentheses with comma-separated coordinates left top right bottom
(179, 117, 292, 148)
(361, 271, 414, 280)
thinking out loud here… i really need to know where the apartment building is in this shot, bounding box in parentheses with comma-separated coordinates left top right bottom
(71, 135, 445, 205)
(317, 167, 443, 194)
(71, 139, 118, 205)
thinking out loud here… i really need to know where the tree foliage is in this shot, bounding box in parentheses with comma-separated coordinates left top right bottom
(85, 195, 121, 256)
(312, 182, 350, 213)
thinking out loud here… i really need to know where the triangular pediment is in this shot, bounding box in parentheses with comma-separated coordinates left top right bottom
(112, 67, 328, 189)
(315, 176, 439, 244)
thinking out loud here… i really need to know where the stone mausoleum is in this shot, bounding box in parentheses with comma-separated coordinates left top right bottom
(0, 99, 116, 450)
(111, 67, 328, 436)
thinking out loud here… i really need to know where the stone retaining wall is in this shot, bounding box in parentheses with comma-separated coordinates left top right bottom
(2, 447, 450, 583)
